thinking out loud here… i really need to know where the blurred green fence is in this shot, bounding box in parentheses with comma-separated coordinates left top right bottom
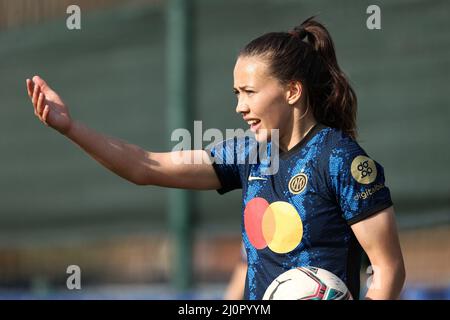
(1, 0, 448, 243)
(0, 1, 449, 296)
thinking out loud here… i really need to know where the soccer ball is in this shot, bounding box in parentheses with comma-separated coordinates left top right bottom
(262, 266, 353, 300)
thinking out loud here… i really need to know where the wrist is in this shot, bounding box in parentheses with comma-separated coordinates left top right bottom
(64, 119, 78, 139)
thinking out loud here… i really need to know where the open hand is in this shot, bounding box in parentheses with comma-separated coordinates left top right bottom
(26, 75, 72, 135)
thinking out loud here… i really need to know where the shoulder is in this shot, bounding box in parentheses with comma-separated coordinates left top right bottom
(209, 135, 258, 153)
(314, 126, 378, 179)
(319, 128, 388, 190)
(207, 135, 259, 163)
(314, 126, 368, 162)
(319, 126, 364, 153)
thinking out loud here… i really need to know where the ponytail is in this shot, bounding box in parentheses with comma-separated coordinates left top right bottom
(240, 16, 358, 139)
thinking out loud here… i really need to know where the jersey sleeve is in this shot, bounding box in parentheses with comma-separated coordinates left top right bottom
(328, 135, 393, 225)
(205, 137, 248, 194)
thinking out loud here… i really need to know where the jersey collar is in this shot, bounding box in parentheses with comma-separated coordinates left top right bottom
(278, 123, 327, 160)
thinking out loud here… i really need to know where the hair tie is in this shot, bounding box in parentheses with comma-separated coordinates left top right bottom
(289, 27, 307, 40)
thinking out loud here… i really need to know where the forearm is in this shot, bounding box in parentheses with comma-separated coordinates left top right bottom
(65, 120, 148, 184)
(352, 208, 406, 300)
(364, 263, 405, 300)
(27, 76, 221, 189)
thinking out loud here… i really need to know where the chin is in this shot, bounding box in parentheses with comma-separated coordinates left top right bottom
(254, 128, 272, 143)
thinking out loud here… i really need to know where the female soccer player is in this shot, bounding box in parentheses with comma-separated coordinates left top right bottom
(26, 17, 405, 300)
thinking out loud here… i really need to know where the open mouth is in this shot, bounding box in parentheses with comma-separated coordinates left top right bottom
(247, 119, 262, 132)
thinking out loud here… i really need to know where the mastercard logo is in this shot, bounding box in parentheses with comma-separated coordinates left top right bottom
(244, 197, 303, 254)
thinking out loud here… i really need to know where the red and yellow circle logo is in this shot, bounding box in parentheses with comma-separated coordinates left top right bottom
(244, 197, 303, 254)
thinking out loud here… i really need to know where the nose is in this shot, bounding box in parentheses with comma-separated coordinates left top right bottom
(235, 98, 250, 114)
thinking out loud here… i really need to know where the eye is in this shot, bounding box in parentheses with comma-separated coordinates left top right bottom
(233, 88, 255, 97)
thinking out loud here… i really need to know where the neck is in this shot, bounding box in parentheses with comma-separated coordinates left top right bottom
(279, 107, 317, 152)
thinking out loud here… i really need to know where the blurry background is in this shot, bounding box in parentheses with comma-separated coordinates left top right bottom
(0, 0, 449, 299)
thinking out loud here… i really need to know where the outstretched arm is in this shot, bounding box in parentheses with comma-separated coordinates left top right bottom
(26, 75, 221, 189)
(351, 206, 406, 299)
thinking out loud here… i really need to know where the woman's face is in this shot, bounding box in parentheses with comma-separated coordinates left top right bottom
(233, 55, 292, 143)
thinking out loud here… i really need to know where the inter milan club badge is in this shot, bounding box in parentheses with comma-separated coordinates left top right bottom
(288, 173, 308, 195)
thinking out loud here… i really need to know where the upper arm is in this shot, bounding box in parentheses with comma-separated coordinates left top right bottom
(328, 135, 393, 224)
(137, 137, 246, 192)
(326, 133, 404, 298)
(351, 206, 405, 282)
(136, 150, 222, 190)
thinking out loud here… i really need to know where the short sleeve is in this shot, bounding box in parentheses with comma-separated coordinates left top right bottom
(328, 137, 393, 225)
(206, 137, 247, 194)
(240, 242, 247, 263)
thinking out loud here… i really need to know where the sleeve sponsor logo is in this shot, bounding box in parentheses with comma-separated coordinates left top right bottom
(351, 155, 377, 184)
(353, 183, 385, 201)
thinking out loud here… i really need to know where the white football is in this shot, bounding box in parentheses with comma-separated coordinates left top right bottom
(262, 266, 353, 300)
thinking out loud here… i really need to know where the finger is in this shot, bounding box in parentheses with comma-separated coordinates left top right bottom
(26, 79, 33, 98)
(32, 83, 40, 107)
(32, 89, 41, 118)
(27, 79, 38, 117)
(31, 86, 39, 116)
(32, 75, 50, 94)
(42, 105, 50, 126)
(37, 92, 45, 115)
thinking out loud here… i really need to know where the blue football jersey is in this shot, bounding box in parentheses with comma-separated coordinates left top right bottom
(207, 123, 393, 300)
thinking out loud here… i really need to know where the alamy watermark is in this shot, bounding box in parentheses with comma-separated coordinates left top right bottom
(66, 5, 81, 30)
(66, 265, 81, 290)
(366, 264, 382, 290)
(366, 5, 381, 30)
(170, 121, 280, 175)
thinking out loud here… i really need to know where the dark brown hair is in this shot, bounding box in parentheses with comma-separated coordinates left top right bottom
(239, 16, 358, 139)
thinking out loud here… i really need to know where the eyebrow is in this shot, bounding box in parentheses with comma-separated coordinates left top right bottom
(233, 86, 255, 91)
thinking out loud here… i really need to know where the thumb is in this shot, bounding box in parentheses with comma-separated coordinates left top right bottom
(32, 75, 52, 93)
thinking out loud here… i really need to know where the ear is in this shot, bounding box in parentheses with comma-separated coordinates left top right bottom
(285, 81, 303, 105)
